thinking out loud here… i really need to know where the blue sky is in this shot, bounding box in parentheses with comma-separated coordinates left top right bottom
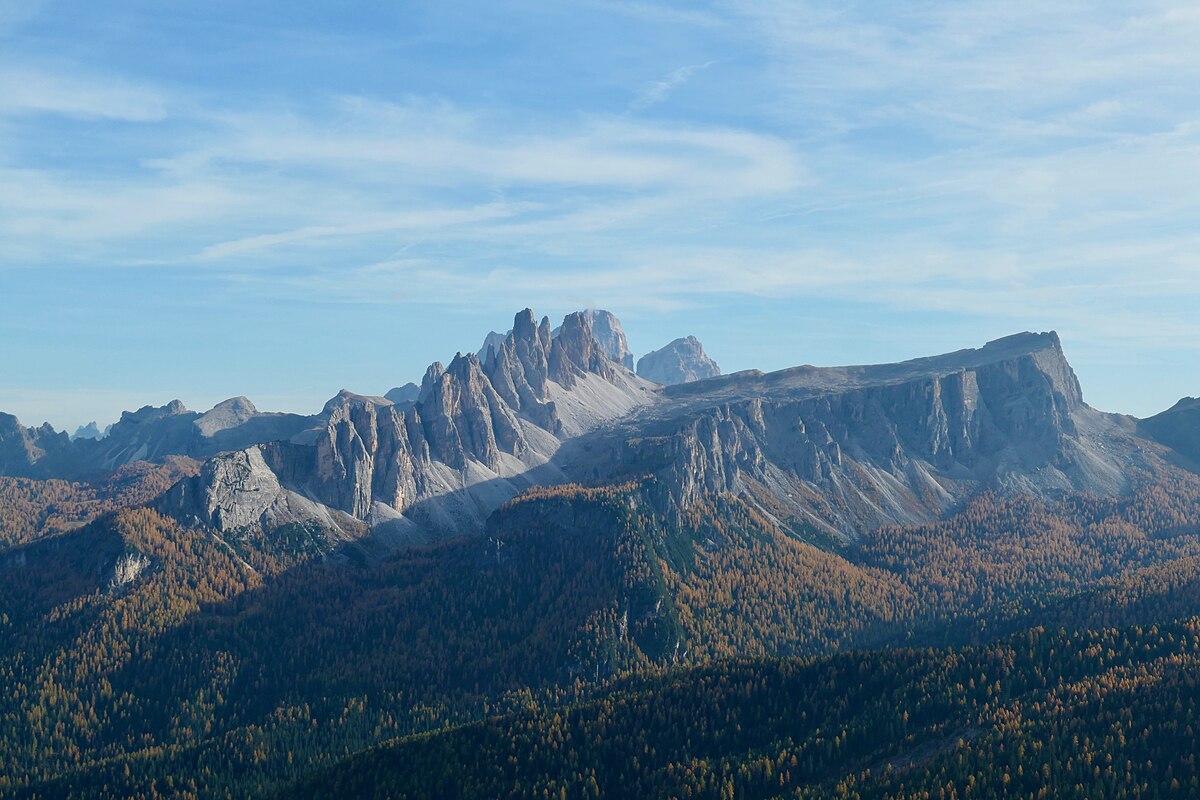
(2, 1, 1199, 430)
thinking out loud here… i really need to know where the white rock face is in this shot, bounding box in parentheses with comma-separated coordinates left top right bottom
(109, 551, 150, 592)
(636, 336, 721, 385)
(550, 310, 635, 369)
(197, 447, 284, 530)
(579, 309, 635, 370)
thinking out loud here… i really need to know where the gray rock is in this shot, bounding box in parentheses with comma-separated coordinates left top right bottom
(636, 336, 721, 385)
(17, 311, 1197, 560)
(195, 397, 258, 438)
(565, 331, 1156, 542)
(554, 309, 635, 370)
(108, 551, 151, 593)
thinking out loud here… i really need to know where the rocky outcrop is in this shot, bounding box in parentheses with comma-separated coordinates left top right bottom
(548, 312, 619, 389)
(637, 336, 720, 385)
(108, 551, 151, 593)
(194, 397, 258, 437)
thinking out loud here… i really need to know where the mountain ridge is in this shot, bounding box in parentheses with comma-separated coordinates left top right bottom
(3, 314, 1197, 554)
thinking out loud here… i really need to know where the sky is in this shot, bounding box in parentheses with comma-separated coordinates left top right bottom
(2, 1, 1200, 431)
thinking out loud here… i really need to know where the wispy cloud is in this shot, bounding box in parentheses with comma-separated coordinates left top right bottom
(630, 61, 717, 110)
(5, 2, 1200, 424)
(0, 92, 805, 267)
(0, 67, 168, 121)
(198, 203, 533, 260)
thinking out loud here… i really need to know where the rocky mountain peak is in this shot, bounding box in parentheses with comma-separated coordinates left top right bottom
(161, 307, 656, 539)
(510, 308, 537, 341)
(0, 412, 70, 477)
(418, 362, 447, 404)
(195, 397, 259, 437)
(118, 401, 192, 427)
(549, 311, 617, 389)
(973, 331, 1083, 411)
(478, 331, 508, 361)
(98, 312, 1165, 552)
(323, 390, 391, 415)
(552, 309, 635, 369)
(71, 421, 109, 441)
(590, 309, 634, 369)
(384, 383, 420, 406)
(637, 336, 721, 385)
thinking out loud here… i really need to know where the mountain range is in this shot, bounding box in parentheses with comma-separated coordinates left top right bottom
(4, 308, 1189, 551)
(2, 308, 1200, 798)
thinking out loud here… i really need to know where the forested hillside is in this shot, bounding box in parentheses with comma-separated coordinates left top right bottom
(4, 470, 1200, 797)
(287, 618, 1200, 799)
(0, 458, 198, 548)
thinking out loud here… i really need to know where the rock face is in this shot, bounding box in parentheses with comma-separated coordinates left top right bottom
(566, 331, 1154, 541)
(567, 309, 635, 370)
(162, 322, 1175, 549)
(162, 309, 656, 542)
(637, 336, 721, 385)
(108, 551, 151, 593)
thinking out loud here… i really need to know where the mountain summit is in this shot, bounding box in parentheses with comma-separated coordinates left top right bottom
(636, 335, 721, 385)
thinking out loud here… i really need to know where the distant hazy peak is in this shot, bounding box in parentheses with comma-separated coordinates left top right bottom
(384, 383, 420, 406)
(71, 421, 108, 441)
(118, 400, 191, 426)
(478, 330, 509, 360)
(323, 389, 392, 415)
(637, 336, 721, 385)
(195, 397, 259, 437)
